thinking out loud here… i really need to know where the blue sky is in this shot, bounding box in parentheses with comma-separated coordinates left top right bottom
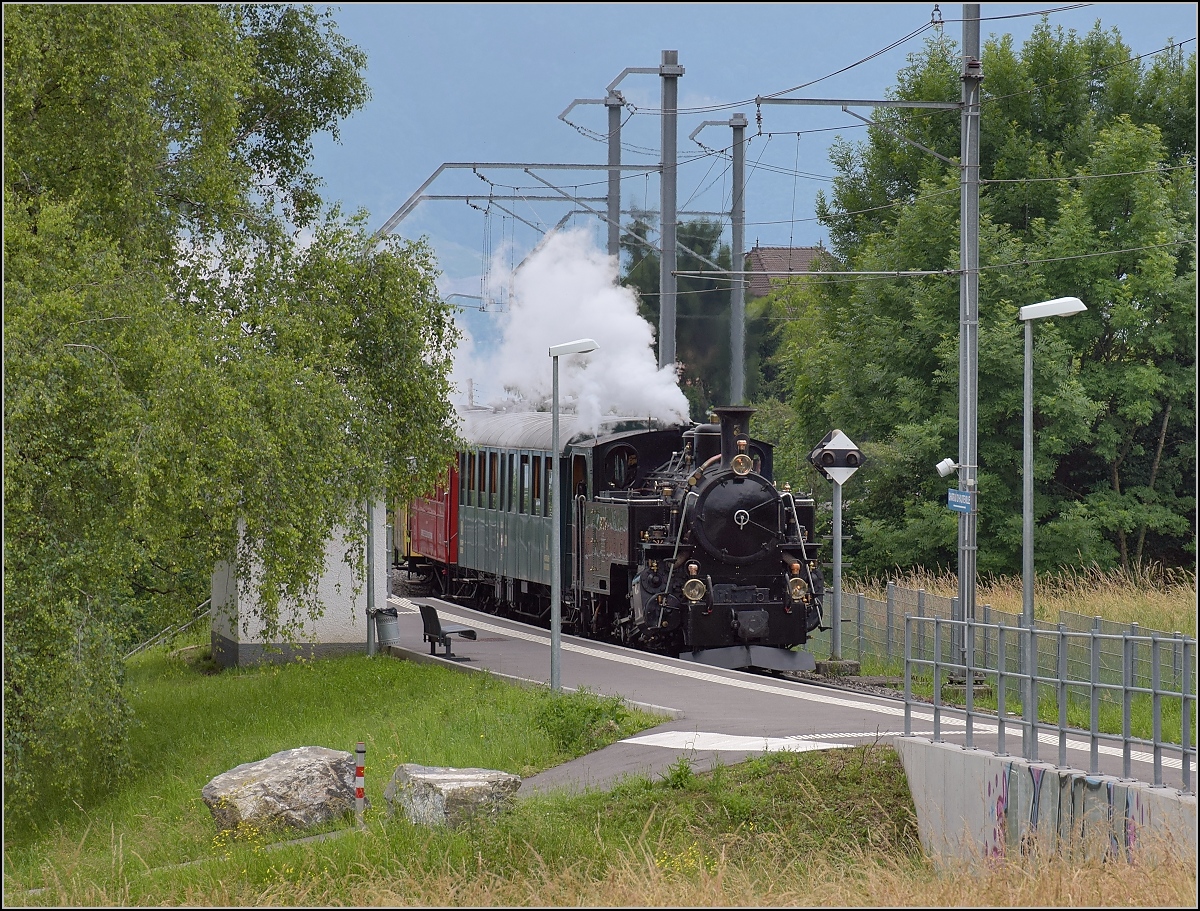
(309, 2, 1196, 297)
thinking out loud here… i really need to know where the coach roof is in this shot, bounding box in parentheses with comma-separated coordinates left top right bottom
(457, 409, 679, 453)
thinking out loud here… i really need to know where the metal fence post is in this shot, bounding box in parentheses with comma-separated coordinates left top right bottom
(917, 588, 926, 662)
(1173, 630, 1183, 692)
(857, 591, 865, 662)
(904, 614, 912, 735)
(886, 581, 895, 661)
(982, 602, 991, 669)
(965, 607, 975, 749)
(1090, 621, 1101, 775)
(1123, 631, 1134, 779)
(933, 617, 942, 743)
(996, 625, 1008, 756)
(1151, 633, 1164, 786)
(950, 595, 960, 679)
(1026, 616, 1039, 763)
(1057, 623, 1068, 768)
(1184, 637, 1193, 793)
(950, 595, 961, 679)
(1130, 621, 1141, 688)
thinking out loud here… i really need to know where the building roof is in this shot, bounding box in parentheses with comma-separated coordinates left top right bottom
(743, 245, 827, 298)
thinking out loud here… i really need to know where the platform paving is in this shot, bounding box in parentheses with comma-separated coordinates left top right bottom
(379, 594, 1187, 798)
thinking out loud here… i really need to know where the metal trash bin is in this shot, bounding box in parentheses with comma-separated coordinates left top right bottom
(372, 606, 401, 647)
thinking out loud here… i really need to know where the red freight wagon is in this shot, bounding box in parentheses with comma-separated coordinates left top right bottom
(407, 463, 459, 565)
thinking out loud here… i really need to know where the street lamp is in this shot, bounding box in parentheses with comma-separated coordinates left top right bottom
(548, 338, 599, 691)
(1018, 295, 1085, 757)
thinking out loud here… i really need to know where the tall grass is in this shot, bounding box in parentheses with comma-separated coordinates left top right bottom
(847, 563, 1197, 636)
(7, 725, 1195, 906)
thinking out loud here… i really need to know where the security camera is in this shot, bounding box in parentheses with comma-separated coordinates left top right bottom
(936, 457, 958, 478)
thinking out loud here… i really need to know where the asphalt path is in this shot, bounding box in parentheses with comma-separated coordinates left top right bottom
(383, 593, 1183, 796)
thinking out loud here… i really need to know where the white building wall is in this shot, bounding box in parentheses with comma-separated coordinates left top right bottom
(211, 499, 388, 667)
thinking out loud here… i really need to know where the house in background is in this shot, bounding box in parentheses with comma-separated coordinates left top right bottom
(744, 244, 828, 298)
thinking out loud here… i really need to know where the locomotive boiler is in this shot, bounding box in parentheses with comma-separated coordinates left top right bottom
(399, 405, 825, 672)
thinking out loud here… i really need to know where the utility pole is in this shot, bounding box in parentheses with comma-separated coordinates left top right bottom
(958, 5, 982, 646)
(730, 112, 747, 404)
(659, 50, 683, 371)
(689, 113, 749, 403)
(606, 90, 622, 259)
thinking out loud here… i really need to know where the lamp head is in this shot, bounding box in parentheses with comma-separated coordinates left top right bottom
(1019, 297, 1086, 321)
(936, 457, 959, 478)
(548, 338, 599, 357)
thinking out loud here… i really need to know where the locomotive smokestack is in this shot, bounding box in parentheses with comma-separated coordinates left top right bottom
(715, 406, 755, 469)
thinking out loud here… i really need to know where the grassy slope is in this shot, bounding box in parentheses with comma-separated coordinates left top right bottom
(5, 568, 1197, 906)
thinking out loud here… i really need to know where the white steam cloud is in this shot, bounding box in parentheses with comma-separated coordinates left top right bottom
(450, 228, 690, 431)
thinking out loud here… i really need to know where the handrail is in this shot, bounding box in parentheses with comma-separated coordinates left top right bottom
(124, 597, 214, 660)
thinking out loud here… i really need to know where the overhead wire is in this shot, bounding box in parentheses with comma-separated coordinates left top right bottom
(513, 5, 1191, 270)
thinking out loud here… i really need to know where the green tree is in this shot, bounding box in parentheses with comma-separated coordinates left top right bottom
(773, 19, 1195, 576)
(4, 4, 460, 825)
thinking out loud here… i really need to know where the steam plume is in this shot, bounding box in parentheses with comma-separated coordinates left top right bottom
(450, 228, 690, 431)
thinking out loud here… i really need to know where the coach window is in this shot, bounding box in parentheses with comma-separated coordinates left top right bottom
(459, 452, 468, 504)
(531, 455, 542, 515)
(466, 452, 477, 507)
(545, 457, 553, 516)
(496, 451, 504, 511)
(506, 453, 516, 513)
(486, 451, 497, 510)
(520, 454, 530, 514)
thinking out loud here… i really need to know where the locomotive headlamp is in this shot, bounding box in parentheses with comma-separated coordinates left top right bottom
(682, 578, 707, 602)
(788, 576, 809, 601)
(731, 453, 753, 476)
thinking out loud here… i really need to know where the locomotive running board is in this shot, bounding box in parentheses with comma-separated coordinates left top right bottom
(679, 645, 817, 673)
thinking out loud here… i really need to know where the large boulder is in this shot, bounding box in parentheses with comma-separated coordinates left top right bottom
(384, 763, 521, 828)
(202, 746, 363, 832)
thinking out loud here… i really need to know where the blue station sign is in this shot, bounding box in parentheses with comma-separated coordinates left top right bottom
(947, 488, 976, 514)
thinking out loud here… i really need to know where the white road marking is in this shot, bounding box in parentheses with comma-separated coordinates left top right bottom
(620, 731, 849, 752)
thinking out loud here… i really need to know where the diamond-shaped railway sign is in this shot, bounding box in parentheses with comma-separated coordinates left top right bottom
(808, 429, 864, 485)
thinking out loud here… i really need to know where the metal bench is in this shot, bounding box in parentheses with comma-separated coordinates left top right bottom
(418, 603, 477, 658)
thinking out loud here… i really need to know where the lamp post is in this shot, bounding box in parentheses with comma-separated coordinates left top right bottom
(1018, 295, 1085, 758)
(548, 338, 599, 691)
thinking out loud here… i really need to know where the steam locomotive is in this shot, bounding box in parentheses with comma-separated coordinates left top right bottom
(397, 405, 825, 672)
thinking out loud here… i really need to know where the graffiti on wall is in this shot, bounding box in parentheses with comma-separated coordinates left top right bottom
(984, 762, 1150, 861)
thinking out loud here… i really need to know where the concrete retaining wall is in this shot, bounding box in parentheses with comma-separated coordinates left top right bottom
(895, 736, 1197, 866)
(211, 501, 387, 668)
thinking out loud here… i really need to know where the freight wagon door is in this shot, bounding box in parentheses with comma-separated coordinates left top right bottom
(410, 464, 458, 564)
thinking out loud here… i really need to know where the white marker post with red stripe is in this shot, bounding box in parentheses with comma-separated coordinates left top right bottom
(355, 741, 365, 827)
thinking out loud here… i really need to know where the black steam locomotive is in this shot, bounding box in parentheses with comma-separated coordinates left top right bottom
(399, 405, 825, 672)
